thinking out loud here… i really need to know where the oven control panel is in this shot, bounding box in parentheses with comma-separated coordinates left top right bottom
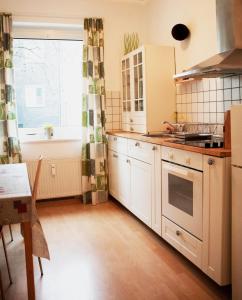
(161, 146, 203, 171)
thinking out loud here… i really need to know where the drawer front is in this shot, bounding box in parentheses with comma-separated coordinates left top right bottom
(128, 139, 153, 163)
(130, 115, 145, 125)
(162, 217, 202, 268)
(108, 135, 127, 154)
(161, 147, 203, 171)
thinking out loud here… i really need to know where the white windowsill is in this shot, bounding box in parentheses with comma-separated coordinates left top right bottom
(19, 127, 82, 144)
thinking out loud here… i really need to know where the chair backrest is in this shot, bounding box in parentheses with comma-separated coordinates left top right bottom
(32, 155, 43, 203)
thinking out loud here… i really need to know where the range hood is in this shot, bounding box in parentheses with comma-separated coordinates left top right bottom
(174, 0, 242, 81)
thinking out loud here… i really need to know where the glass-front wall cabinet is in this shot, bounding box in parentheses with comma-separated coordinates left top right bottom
(122, 50, 144, 115)
(133, 51, 144, 112)
(121, 45, 176, 134)
(122, 58, 131, 113)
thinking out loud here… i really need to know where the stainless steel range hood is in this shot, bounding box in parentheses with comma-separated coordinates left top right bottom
(174, 0, 242, 81)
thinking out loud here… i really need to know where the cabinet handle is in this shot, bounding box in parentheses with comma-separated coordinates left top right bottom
(126, 159, 130, 163)
(169, 153, 174, 160)
(176, 230, 181, 236)
(130, 118, 133, 123)
(152, 146, 157, 151)
(208, 158, 215, 165)
(113, 154, 118, 158)
(130, 127, 134, 131)
(135, 142, 140, 147)
(113, 137, 117, 141)
(185, 157, 191, 165)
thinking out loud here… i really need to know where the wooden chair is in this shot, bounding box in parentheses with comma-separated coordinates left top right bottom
(20, 156, 44, 275)
(0, 226, 13, 300)
(32, 155, 44, 276)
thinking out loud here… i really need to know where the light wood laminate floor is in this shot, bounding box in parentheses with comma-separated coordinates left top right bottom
(0, 198, 231, 300)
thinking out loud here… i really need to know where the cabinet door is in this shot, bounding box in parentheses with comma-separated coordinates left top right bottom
(151, 145, 162, 236)
(108, 150, 130, 207)
(117, 154, 131, 208)
(122, 58, 131, 114)
(132, 50, 144, 113)
(130, 158, 152, 226)
(108, 150, 119, 200)
(202, 156, 231, 286)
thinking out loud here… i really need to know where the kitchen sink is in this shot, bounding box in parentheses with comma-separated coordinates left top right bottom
(142, 132, 176, 138)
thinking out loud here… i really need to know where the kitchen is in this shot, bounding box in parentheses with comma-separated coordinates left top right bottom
(0, 0, 241, 299)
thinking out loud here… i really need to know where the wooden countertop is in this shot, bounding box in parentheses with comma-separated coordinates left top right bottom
(107, 131, 231, 158)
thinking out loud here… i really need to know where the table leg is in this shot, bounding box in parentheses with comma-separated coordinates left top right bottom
(22, 222, 35, 300)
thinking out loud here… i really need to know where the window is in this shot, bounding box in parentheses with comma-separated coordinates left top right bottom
(25, 85, 45, 108)
(13, 38, 83, 128)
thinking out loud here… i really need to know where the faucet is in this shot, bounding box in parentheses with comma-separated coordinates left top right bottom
(162, 121, 176, 133)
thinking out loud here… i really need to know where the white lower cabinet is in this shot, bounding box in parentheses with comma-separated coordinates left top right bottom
(162, 216, 202, 268)
(108, 136, 231, 286)
(108, 150, 119, 200)
(202, 155, 231, 286)
(108, 136, 161, 235)
(108, 150, 130, 209)
(117, 153, 131, 208)
(130, 158, 152, 226)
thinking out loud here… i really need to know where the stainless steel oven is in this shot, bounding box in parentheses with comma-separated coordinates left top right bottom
(162, 159, 203, 240)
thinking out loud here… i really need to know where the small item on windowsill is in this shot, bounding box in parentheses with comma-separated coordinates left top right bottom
(43, 123, 54, 139)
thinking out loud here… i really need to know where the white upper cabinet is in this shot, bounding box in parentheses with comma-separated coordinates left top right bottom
(121, 45, 176, 133)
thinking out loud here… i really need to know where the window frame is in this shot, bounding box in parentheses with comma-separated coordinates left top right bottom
(12, 20, 84, 140)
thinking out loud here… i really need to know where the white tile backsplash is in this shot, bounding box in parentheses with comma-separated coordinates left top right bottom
(197, 92, 203, 102)
(204, 102, 210, 113)
(209, 102, 216, 112)
(204, 91, 210, 102)
(209, 78, 216, 91)
(224, 89, 232, 101)
(192, 93, 197, 102)
(232, 88, 240, 100)
(224, 77, 232, 89)
(192, 81, 197, 93)
(176, 76, 242, 124)
(197, 102, 204, 112)
(197, 80, 203, 92)
(187, 93, 192, 103)
(209, 90, 216, 102)
(216, 78, 224, 90)
(105, 90, 121, 131)
(203, 78, 210, 91)
(217, 101, 224, 113)
(232, 76, 240, 88)
(186, 82, 192, 93)
(182, 94, 187, 103)
(217, 90, 224, 102)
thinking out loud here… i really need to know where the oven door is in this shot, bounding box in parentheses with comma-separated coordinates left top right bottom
(162, 161, 203, 240)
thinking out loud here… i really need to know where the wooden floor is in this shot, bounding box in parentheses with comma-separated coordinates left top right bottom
(0, 198, 231, 300)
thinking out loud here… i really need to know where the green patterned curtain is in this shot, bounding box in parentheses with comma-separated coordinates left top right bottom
(0, 13, 21, 164)
(81, 18, 108, 205)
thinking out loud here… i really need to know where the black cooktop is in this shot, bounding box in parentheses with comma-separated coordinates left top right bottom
(169, 139, 224, 148)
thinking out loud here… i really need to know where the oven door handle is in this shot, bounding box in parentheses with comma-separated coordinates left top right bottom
(165, 165, 194, 180)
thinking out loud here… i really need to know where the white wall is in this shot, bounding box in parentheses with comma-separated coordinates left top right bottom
(1, 0, 219, 88)
(0, 0, 147, 91)
(145, 0, 217, 73)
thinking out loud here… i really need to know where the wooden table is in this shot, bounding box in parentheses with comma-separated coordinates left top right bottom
(0, 163, 35, 300)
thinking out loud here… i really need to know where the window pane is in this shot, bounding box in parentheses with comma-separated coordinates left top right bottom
(13, 39, 83, 128)
(168, 174, 193, 216)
